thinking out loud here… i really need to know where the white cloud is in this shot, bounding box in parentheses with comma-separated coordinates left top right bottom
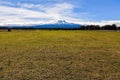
(0, 1, 120, 26)
(17, 3, 44, 10)
(0, 2, 85, 26)
(0, 5, 51, 25)
(100, 20, 120, 26)
(76, 20, 120, 27)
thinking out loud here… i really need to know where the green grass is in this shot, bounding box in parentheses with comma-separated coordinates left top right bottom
(0, 30, 120, 80)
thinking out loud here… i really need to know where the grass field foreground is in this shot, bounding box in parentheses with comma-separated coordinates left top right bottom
(0, 30, 120, 80)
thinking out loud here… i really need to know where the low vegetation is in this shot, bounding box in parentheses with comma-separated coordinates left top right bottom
(0, 30, 120, 80)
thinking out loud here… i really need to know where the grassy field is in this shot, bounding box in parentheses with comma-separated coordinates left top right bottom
(0, 30, 120, 80)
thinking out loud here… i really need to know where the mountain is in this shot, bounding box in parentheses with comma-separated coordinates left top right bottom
(3, 20, 81, 29)
(32, 20, 81, 29)
(56, 20, 68, 24)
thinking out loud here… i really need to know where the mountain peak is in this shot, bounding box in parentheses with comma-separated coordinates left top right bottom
(57, 20, 68, 24)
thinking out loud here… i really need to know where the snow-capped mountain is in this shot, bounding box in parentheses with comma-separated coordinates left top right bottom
(1, 20, 81, 29)
(32, 20, 81, 29)
(56, 20, 68, 24)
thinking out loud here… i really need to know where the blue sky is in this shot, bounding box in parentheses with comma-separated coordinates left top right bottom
(0, 0, 120, 25)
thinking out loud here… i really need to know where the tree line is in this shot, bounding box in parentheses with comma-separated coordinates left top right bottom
(79, 24, 120, 30)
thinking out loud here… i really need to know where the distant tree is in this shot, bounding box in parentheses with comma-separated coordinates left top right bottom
(102, 24, 117, 30)
(83, 25, 100, 30)
(111, 24, 117, 30)
(79, 25, 86, 30)
(117, 27, 120, 30)
(8, 28, 11, 32)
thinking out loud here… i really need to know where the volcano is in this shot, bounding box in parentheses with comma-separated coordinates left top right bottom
(3, 20, 82, 29)
(31, 20, 81, 29)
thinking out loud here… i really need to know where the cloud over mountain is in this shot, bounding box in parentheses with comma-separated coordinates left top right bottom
(0, 0, 120, 26)
(0, 1, 86, 26)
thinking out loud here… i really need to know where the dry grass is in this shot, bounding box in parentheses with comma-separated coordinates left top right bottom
(0, 30, 120, 80)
